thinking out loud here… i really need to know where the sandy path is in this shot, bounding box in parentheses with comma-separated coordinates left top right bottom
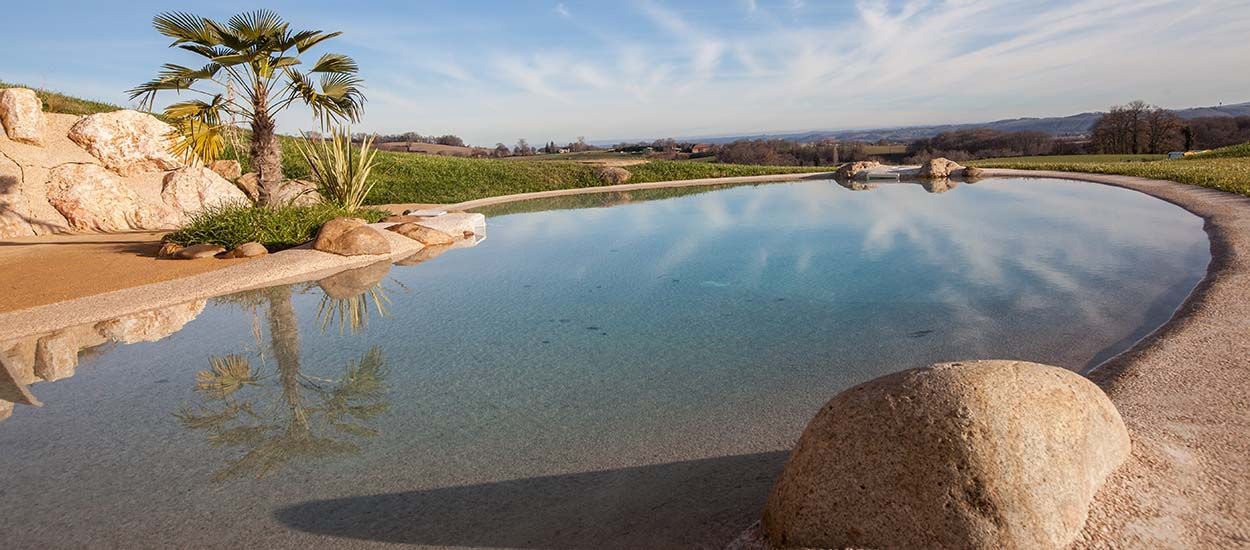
(0, 232, 231, 313)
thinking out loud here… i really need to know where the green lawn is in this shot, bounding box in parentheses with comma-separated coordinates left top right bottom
(970, 147, 1250, 197)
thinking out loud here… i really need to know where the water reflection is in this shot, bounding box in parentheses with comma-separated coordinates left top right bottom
(316, 261, 398, 335)
(175, 286, 390, 481)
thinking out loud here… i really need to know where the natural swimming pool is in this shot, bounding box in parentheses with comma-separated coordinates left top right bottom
(0, 178, 1210, 548)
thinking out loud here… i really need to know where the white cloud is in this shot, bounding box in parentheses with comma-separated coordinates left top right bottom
(346, 0, 1250, 144)
(555, 3, 572, 18)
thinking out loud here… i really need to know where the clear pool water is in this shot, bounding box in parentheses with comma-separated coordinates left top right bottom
(0, 178, 1209, 548)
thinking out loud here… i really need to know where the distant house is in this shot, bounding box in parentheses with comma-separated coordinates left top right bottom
(690, 143, 712, 154)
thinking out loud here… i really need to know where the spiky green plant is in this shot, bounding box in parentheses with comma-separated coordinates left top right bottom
(295, 128, 379, 210)
(129, 9, 365, 204)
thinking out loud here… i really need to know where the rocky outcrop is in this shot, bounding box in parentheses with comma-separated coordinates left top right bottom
(313, 217, 391, 256)
(387, 222, 455, 245)
(208, 159, 241, 180)
(917, 157, 965, 179)
(46, 164, 178, 232)
(595, 166, 632, 185)
(94, 300, 206, 344)
(160, 166, 249, 216)
(761, 360, 1130, 550)
(67, 110, 182, 176)
(0, 88, 47, 146)
(834, 160, 881, 180)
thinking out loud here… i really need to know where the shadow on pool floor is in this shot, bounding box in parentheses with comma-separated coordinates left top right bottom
(274, 451, 789, 549)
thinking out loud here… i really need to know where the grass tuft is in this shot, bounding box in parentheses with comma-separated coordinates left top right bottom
(166, 203, 389, 250)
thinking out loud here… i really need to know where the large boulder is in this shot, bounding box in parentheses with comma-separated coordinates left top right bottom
(160, 166, 249, 217)
(917, 157, 965, 179)
(67, 110, 182, 176)
(94, 300, 206, 344)
(387, 222, 455, 245)
(46, 164, 179, 232)
(313, 217, 391, 256)
(0, 88, 47, 146)
(761, 360, 1130, 550)
(834, 160, 881, 180)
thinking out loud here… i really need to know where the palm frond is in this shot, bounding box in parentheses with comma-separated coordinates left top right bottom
(227, 9, 288, 42)
(153, 12, 218, 45)
(291, 30, 342, 53)
(309, 53, 358, 74)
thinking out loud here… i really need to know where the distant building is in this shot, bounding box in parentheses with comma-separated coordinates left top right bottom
(690, 143, 712, 154)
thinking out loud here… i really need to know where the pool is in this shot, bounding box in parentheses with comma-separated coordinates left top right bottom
(0, 178, 1210, 548)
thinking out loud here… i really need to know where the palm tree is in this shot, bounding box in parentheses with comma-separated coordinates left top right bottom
(129, 10, 365, 204)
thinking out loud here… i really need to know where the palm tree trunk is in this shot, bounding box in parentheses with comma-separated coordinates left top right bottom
(251, 87, 284, 206)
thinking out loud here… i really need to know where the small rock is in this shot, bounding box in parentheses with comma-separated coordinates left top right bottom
(0, 88, 47, 146)
(157, 242, 184, 258)
(917, 157, 965, 179)
(208, 159, 242, 180)
(172, 243, 226, 259)
(219, 241, 267, 259)
(964, 166, 985, 179)
(313, 217, 390, 256)
(761, 360, 1130, 550)
(594, 166, 632, 185)
(235, 172, 260, 202)
(386, 222, 456, 245)
(834, 160, 881, 180)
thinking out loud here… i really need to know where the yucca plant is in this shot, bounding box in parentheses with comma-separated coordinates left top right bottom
(295, 128, 379, 210)
(129, 9, 365, 204)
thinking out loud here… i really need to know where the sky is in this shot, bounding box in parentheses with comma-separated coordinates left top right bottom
(4, 0, 1250, 145)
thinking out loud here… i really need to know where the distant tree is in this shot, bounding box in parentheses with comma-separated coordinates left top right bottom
(571, 136, 591, 152)
(434, 134, 465, 147)
(515, 138, 533, 155)
(1091, 101, 1182, 154)
(492, 143, 511, 157)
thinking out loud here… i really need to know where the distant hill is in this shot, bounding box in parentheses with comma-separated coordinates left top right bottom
(679, 101, 1250, 145)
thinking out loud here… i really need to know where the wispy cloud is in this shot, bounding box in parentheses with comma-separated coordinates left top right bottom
(554, 3, 572, 18)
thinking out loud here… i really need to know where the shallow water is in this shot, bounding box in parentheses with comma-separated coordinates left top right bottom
(0, 178, 1209, 548)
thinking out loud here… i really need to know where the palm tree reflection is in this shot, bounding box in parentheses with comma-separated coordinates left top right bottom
(175, 287, 390, 481)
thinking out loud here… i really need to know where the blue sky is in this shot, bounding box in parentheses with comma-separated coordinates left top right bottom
(4, 0, 1249, 145)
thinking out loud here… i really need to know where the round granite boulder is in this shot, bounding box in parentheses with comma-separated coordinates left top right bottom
(313, 217, 391, 256)
(761, 360, 1130, 550)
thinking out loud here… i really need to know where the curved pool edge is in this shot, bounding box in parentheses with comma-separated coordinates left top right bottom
(976, 169, 1250, 548)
